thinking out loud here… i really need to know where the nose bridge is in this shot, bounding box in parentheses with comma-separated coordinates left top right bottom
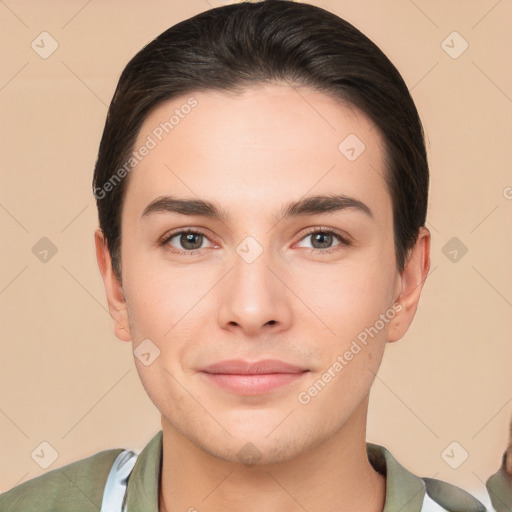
(217, 238, 290, 332)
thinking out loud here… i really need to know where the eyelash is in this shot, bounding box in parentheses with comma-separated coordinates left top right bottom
(159, 227, 351, 256)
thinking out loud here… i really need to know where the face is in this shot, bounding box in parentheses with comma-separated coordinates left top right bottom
(96, 83, 429, 465)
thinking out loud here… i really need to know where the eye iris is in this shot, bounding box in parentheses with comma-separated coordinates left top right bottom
(181, 232, 203, 250)
(312, 232, 332, 249)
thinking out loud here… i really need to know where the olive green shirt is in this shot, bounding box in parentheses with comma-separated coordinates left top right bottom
(0, 431, 492, 511)
(486, 451, 512, 512)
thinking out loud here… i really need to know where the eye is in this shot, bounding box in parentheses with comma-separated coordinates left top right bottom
(159, 227, 350, 255)
(160, 229, 216, 254)
(295, 227, 351, 252)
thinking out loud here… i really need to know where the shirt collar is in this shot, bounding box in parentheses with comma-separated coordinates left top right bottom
(124, 430, 162, 510)
(367, 442, 426, 512)
(125, 431, 427, 512)
(486, 451, 512, 512)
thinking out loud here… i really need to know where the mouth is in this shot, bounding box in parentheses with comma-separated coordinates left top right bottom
(199, 359, 310, 395)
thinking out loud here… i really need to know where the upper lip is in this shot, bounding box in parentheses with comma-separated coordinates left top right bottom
(201, 359, 308, 375)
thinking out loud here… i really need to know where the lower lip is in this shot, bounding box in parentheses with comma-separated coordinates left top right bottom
(201, 372, 308, 395)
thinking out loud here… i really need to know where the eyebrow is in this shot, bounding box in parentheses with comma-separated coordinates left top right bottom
(140, 194, 373, 222)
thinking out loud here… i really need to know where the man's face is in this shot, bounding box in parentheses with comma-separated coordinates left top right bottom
(105, 84, 409, 464)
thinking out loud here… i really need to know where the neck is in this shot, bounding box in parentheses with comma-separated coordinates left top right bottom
(159, 399, 385, 512)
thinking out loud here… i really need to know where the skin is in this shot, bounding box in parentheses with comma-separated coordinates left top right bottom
(95, 83, 430, 512)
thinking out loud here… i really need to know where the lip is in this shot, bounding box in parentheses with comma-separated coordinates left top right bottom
(202, 359, 307, 375)
(200, 359, 309, 395)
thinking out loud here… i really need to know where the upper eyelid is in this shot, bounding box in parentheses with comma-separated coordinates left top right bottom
(301, 226, 350, 237)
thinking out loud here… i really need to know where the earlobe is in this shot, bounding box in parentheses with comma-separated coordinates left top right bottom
(386, 227, 431, 343)
(94, 229, 132, 343)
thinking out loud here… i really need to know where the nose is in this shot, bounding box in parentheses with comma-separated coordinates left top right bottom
(216, 246, 293, 337)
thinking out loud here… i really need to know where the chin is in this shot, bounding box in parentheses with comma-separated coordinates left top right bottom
(196, 429, 314, 467)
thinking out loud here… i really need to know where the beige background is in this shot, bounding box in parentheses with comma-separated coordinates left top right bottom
(1, 0, 511, 499)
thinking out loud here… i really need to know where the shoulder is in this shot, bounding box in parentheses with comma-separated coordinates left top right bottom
(0, 447, 123, 512)
(422, 477, 487, 512)
(367, 443, 488, 512)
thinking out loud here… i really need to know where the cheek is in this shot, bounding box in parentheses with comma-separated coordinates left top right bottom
(293, 254, 397, 341)
(294, 269, 392, 416)
(122, 248, 204, 336)
(123, 260, 214, 389)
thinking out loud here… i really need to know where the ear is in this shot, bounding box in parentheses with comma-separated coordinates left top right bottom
(387, 227, 431, 343)
(94, 228, 132, 342)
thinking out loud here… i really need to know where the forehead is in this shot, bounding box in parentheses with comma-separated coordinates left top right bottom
(123, 84, 391, 223)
